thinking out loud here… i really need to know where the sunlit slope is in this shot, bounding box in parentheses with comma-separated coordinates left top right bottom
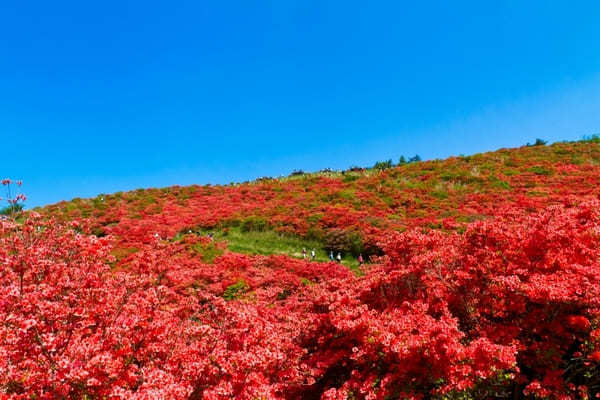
(39, 139, 600, 254)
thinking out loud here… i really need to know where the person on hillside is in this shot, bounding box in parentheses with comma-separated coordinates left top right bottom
(329, 251, 334, 261)
(302, 248, 307, 259)
(358, 253, 364, 265)
(311, 249, 316, 260)
(336, 252, 342, 263)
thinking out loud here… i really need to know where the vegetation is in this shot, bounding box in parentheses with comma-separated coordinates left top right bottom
(526, 138, 548, 146)
(0, 203, 23, 215)
(0, 179, 25, 217)
(6, 140, 600, 398)
(222, 279, 249, 300)
(196, 227, 361, 269)
(373, 159, 393, 170)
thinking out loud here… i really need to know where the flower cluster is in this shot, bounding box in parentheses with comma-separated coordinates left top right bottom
(1, 179, 25, 209)
(3, 200, 600, 398)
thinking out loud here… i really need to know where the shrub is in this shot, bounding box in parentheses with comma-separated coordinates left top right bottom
(373, 159, 393, 170)
(240, 216, 269, 232)
(431, 189, 448, 199)
(0, 203, 23, 215)
(305, 225, 326, 242)
(375, 201, 600, 399)
(582, 134, 600, 143)
(527, 165, 553, 175)
(346, 165, 365, 172)
(192, 241, 224, 263)
(342, 173, 360, 183)
(325, 228, 363, 256)
(526, 138, 547, 146)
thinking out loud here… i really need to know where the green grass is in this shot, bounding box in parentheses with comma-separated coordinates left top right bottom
(200, 227, 361, 270)
(222, 279, 249, 300)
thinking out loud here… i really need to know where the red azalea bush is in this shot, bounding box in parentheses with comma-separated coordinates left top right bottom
(0, 216, 349, 399)
(367, 201, 600, 398)
(3, 200, 600, 398)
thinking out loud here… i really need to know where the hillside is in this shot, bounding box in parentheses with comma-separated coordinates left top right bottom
(39, 139, 600, 264)
(3, 140, 600, 399)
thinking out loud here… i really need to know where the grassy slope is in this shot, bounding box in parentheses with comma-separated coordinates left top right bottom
(194, 227, 361, 269)
(36, 138, 600, 266)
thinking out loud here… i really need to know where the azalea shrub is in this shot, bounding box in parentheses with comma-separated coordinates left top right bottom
(364, 201, 600, 398)
(3, 198, 600, 399)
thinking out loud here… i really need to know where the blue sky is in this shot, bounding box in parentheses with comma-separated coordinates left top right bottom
(1, 1, 599, 208)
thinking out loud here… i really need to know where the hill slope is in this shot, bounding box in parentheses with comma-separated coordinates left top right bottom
(40, 139, 600, 263)
(3, 140, 600, 399)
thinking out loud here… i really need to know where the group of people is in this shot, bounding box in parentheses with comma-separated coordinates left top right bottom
(302, 248, 364, 265)
(302, 248, 317, 260)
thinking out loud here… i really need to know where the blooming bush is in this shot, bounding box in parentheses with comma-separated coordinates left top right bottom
(5, 142, 600, 398)
(3, 200, 600, 398)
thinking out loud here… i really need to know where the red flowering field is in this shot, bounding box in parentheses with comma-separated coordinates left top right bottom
(3, 140, 600, 399)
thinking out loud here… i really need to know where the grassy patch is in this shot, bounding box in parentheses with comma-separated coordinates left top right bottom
(202, 227, 361, 270)
(223, 279, 248, 300)
(191, 241, 225, 263)
(527, 166, 553, 175)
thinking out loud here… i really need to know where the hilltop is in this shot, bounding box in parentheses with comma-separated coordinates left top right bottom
(3, 139, 600, 399)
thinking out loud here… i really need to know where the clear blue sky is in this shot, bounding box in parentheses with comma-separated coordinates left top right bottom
(1, 1, 599, 208)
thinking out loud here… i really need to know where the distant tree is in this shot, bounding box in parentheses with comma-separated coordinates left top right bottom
(373, 159, 393, 171)
(408, 154, 422, 163)
(582, 134, 600, 143)
(526, 138, 547, 146)
(398, 156, 407, 165)
(289, 169, 305, 176)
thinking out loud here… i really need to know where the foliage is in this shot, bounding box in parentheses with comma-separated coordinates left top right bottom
(582, 134, 600, 143)
(7, 141, 600, 398)
(198, 227, 360, 268)
(0, 203, 23, 215)
(240, 216, 269, 232)
(0, 179, 26, 218)
(222, 279, 249, 300)
(373, 159, 393, 170)
(4, 201, 600, 398)
(325, 228, 364, 257)
(40, 141, 600, 259)
(526, 138, 548, 146)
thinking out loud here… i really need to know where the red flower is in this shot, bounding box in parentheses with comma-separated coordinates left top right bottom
(589, 352, 600, 362)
